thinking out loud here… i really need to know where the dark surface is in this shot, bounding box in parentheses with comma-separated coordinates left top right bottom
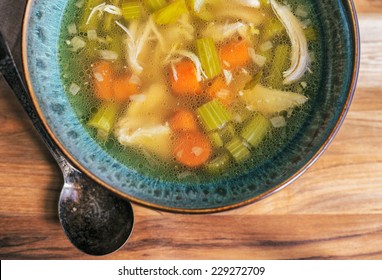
(0, 0, 26, 73)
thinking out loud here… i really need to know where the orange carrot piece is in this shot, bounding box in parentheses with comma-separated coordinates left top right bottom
(170, 60, 202, 96)
(113, 75, 140, 101)
(173, 131, 212, 168)
(219, 40, 251, 70)
(92, 61, 114, 100)
(206, 76, 234, 106)
(169, 110, 199, 132)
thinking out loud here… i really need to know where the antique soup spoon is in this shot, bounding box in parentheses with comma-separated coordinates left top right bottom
(0, 32, 134, 256)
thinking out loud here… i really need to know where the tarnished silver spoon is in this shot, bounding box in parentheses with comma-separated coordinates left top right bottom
(0, 32, 134, 256)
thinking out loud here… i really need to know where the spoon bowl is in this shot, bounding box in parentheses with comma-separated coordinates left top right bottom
(59, 164, 134, 255)
(0, 31, 134, 255)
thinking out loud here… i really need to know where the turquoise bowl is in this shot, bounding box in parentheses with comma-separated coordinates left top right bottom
(22, 0, 360, 213)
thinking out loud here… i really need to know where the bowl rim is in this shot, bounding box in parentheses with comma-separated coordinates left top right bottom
(21, 0, 361, 214)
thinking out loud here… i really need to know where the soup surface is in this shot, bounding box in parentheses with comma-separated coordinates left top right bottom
(59, 0, 322, 183)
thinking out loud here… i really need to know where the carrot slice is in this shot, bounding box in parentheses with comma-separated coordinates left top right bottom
(169, 109, 199, 132)
(170, 60, 203, 96)
(113, 75, 140, 101)
(219, 40, 251, 70)
(206, 76, 234, 106)
(173, 131, 212, 168)
(92, 60, 114, 100)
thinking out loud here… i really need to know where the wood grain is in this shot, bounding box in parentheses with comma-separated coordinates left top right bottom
(1, 0, 382, 259)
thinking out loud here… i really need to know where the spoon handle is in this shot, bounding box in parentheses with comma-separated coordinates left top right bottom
(0, 31, 72, 171)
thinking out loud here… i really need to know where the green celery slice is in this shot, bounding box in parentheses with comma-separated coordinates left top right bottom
(267, 44, 291, 89)
(144, 0, 167, 11)
(122, 1, 142, 21)
(220, 123, 236, 143)
(225, 138, 251, 163)
(196, 37, 222, 79)
(153, 0, 189, 25)
(197, 99, 232, 132)
(205, 153, 231, 174)
(88, 102, 119, 140)
(208, 131, 224, 148)
(240, 113, 271, 147)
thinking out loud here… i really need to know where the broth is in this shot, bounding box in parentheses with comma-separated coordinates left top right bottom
(58, 0, 322, 183)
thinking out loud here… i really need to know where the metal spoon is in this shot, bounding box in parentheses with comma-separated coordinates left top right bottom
(0, 32, 134, 256)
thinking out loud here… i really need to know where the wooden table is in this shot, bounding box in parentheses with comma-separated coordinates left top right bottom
(1, 0, 381, 260)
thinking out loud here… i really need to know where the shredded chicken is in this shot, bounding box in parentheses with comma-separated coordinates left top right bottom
(116, 18, 165, 75)
(202, 22, 249, 42)
(270, 0, 309, 84)
(86, 2, 122, 25)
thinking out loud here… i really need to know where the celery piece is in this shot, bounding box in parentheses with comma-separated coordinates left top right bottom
(241, 113, 271, 147)
(205, 153, 230, 174)
(260, 0, 270, 6)
(122, 1, 142, 21)
(208, 131, 224, 148)
(197, 99, 232, 132)
(78, 0, 104, 33)
(261, 19, 285, 42)
(88, 102, 119, 140)
(225, 138, 251, 163)
(220, 123, 236, 143)
(144, 0, 167, 11)
(103, 0, 121, 32)
(304, 26, 317, 41)
(245, 70, 263, 90)
(153, 0, 189, 25)
(196, 37, 222, 79)
(267, 44, 291, 89)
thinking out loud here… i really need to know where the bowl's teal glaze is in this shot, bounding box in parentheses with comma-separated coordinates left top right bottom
(22, 0, 359, 212)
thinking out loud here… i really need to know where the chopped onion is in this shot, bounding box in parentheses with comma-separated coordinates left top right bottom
(129, 74, 142, 85)
(129, 94, 147, 102)
(270, 116, 287, 128)
(75, 0, 84, 8)
(295, 5, 309, 18)
(300, 81, 307, 89)
(260, 41, 273, 52)
(69, 83, 80, 96)
(67, 23, 77, 35)
(70, 36, 86, 52)
(87, 29, 97, 40)
(94, 72, 104, 82)
(171, 62, 178, 81)
(248, 48, 266, 67)
(99, 50, 118, 60)
(301, 19, 312, 29)
(223, 70, 233, 85)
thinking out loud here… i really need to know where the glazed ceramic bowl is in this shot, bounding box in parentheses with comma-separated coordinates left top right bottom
(22, 0, 360, 213)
